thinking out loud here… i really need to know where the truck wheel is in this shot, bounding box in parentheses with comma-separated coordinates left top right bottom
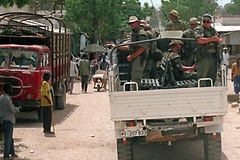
(117, 139, 133, 160)
(37, 107, 43, 122)
(97, 84, 101, 92)
(203, 133, 221, 160)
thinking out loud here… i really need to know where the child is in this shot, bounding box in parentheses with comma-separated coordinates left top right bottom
(41, 71, 54, 134)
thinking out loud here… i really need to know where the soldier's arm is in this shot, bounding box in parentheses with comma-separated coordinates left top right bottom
(117, 45, 129, 51)
(196, 36, 220, 45)
(127, 47, 145, 62)
(127, 34, 149, 62)
(180, 64, 196, 72)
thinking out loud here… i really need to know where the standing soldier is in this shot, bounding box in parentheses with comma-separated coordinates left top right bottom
(194, 14, 222, 87)
(118, 16, 149, 90)
(181, 17, 199, 66)
(165, 10, 185, 31)
(140, 20, 162, 79)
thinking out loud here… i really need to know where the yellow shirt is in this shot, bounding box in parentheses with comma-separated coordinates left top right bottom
(231, 62, 240, 78)
(40, 81, 53, 106)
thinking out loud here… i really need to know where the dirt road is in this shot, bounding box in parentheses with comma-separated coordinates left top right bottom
(1, 74, 240, 160)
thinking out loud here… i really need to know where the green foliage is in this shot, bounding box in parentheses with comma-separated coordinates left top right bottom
(65, 0, 154, 43)
(65, 0, 122, 43)
(0, 0, 32, 8)
(224, 0, 240, 15)
(160, 0, 218, 28)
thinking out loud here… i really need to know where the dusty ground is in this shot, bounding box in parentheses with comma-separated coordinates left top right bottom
(0, 70, 240, 160)
(2, 82, 117, 160)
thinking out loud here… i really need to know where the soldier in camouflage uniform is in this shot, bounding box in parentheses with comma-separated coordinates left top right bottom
(164, 40, 197, 81)
(181, 17, 199, 66)
(165, 10, 185, 31)
(118, 16, 149, 90)
(194, 14, 222, 87)
(140, 20, 161, 79)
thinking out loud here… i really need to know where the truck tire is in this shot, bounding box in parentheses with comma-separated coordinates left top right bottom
(37, 107, 43, 122)
(117, 139, 133, 160)
(203, 133, 221, 160)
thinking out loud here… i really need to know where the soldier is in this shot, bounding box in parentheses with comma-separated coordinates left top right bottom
(140, 20, 162, 79)
(181, 17, 199, 66)
(165, 10, 185, 31)
(194, 14, 222, 87)
(164, 40, 197, 81)
(118, 16, 149, 90)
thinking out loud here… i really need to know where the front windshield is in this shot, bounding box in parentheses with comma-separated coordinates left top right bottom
(0, 48, 38, 70)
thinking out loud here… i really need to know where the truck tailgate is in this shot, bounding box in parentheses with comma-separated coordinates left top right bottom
(110, 87, 228, 121)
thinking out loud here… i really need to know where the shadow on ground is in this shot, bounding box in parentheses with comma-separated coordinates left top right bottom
(133, 138, 228, 160)
(15, 103, 79, 128)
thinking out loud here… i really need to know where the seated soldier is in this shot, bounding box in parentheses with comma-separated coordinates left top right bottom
(163, 40, 197, 81)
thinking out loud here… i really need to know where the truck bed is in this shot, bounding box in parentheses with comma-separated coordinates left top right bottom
(110, 87, 228, 121)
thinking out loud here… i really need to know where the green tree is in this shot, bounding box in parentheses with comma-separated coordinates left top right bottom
(30, 0, 65, 14)
(224, 0, 240, 15)
(0, 0, 32, 8)
(160, 0, 218, 29)
(118, 1, 154, 37)
(65, 0, 154, 43)
(65, 0, 123, 44)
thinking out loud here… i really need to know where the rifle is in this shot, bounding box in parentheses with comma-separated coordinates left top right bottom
(162, 10, 169, 22)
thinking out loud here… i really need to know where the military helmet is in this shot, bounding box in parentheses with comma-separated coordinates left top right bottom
(128, 16, 139, 24)
(189, 17, 199, 25)
(170, 10, 179, 18)
(169, 40, 183, 45)
(202, 14, 213, 22)
(139, 20, 149, 27)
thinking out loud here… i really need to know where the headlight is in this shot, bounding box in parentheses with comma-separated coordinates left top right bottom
(26, 94, 32, 100)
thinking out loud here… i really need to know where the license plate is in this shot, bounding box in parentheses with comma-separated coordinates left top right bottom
(122, 130, 147, 137)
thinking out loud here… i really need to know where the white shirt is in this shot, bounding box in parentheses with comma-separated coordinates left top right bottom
(69, 60, 79, 77)
(222, 52, 229, 65)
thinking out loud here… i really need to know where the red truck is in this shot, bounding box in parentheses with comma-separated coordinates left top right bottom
(0, 12, 71, 120)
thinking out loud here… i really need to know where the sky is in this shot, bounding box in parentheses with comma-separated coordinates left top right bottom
(139, 0, 232, 8)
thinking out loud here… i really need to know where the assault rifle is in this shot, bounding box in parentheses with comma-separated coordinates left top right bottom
(162, 10, 170, 22)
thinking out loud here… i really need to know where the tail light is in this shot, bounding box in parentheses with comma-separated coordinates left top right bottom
(126, 121, 137, 127)
(123, 139, 127, 145)
(212, 134, 217, 139)
(203, 116, 213, 122)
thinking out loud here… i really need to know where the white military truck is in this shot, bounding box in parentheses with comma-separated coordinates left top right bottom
(108, 35, 228, 160)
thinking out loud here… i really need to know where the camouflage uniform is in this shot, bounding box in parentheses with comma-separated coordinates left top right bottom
(181, 28, 197, 66)
(142, 27, 159, 79)
(130, 26, 149, 89)
(164, 50, 197, 81)
(194, 25, 220, 86)
(165, 19, 185, 31)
